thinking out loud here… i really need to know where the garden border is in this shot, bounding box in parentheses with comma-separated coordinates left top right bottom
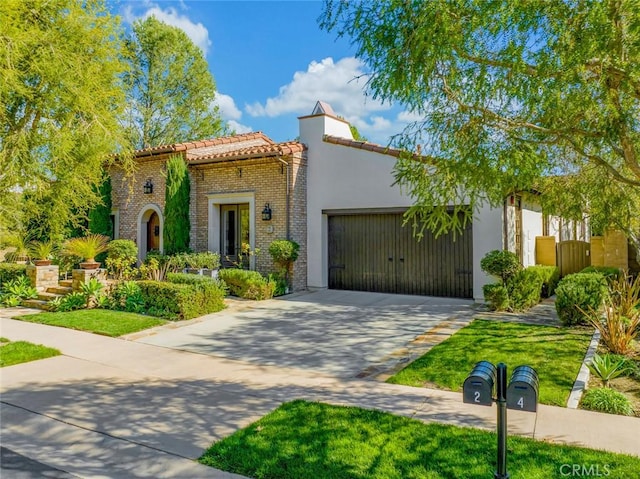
(566, 329, 600, 409)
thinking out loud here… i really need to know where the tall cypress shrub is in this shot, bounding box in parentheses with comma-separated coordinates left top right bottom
(164, 155, 190, 254)
(88, 175, 113, 238)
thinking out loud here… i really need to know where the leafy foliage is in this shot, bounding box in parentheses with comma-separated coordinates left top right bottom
(122, 16, 226, 148)
(587, 354, 631, 388)
(108, 281, 144, 313)
(137, 279, 226, 320)
(88, 175, 113, 241)
(0, 263, 27, 288)
(177, 251, 220, 270)
(218, 269, 275, 300)
(482, 283, 509, 312)
(163, 155, 190, 255)
(506, 268, 543, 312)
(588, 298, 640, 356)
(480, 250, 521, 284)
(105, 239, 138, 280)
(581, 388, 634, 416)
(555, 273, 609, 326)
(63, 234, 110, 262)
(139, 252, 181, 281)
(0, 0, 134, 233)
(527, 266, 560, 298)
(580, 266, 622, 283)
(28, 240, 55, 260)
(320, 1, 640, 250)
(268, 239, 300, 289)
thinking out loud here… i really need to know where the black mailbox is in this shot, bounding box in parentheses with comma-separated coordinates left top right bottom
(463, 361, 496, 406)
(507, 365, 539, 412)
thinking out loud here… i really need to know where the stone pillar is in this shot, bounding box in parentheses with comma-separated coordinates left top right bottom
(72, 268, 107, 292)
(26, 264, 60, 292)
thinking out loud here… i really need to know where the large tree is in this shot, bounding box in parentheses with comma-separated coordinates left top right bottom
(321, 1, 640, 251)
(0, 0, 132, 237)
(123, 16, 226, 149)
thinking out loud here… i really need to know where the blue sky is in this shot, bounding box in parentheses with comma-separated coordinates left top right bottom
(114, 0, 418, 144)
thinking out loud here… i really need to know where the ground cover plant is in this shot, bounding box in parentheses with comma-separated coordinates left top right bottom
(199, 400, 640, 479)
(387, 320, 592, 406)
(0, 337, 60, 367)
(16, 310, 165, 337)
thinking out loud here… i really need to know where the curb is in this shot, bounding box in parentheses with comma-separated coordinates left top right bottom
(567, 329, 600, 409)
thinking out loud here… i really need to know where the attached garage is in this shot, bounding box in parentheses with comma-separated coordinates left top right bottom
(327, 211, 473, 298)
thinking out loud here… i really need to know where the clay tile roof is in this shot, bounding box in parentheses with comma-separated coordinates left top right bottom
(323, 135, 409, 158)
(133, 132, 275, 158)
(188, 140, 306, 164)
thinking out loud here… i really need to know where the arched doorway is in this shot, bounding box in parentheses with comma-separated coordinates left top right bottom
(137, 205, 164, 261)
(147, 211, 160, 252)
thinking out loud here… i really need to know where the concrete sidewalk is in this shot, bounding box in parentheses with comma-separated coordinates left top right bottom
(1, 316, 639, 478)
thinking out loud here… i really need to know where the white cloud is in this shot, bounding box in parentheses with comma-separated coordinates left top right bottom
(227, 120, 253, 134)
(396, 110, 424, 123)
(246, 57, 390, 118)
(212, 93, 242, 121)
(123, 4, 211, 55)
(211, 93, 252, 134)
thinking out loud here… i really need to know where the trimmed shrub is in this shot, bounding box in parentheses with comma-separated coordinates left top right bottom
(555, 273, 609, 326)
(528, 265, 560, 298)
(88, 175, 113, 239)
(480, 250, 522, 283)
(268, 273, 288, 297)
(580, 266, 621, 283)
(483, 283, 509, 311)
(580, 387, 634, 416)
(137, 279, 225, 320)
(0, 263, 27, 288)
(167, 272, 227, 290)
(506, 268, 543, 311)
(218, 269, 275, 300)
(268, 239, 300, 289)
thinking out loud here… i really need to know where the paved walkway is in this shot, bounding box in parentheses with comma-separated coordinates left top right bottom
(1, 296, 639, 478)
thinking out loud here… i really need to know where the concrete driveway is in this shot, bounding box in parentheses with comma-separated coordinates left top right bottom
(134, 289, 474, 378)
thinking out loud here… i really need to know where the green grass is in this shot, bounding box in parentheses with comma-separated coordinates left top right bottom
(199, 400, 640, 479)
(16, 309, 166, 337)
(0, 340, 60, 367)
(387, 320, 593, 406)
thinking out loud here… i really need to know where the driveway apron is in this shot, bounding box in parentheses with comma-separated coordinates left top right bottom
(134, 289, 475, 378)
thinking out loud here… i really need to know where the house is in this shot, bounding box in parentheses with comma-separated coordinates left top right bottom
(110, 101, 579, 301)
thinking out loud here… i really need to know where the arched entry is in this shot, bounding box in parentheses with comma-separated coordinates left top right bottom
(137, 205, 164, 261)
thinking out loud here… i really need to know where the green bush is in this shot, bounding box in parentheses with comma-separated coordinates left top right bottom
(580, 266, 621, 283)
(51, 292, 87, 312)
(218, 269, 275, 300)
(268, 273, 288, 297)
(137, 279, 225, 320)
(167, 272, 227, 291)
(480, 250, 522, 283)
(483, 283, 509, 311)
(528, 265, 560, 298)
(179, 251, 220, 270)
(506, 268, 543, 312)
(164, 155, 190, 255)
(108, 281, 144, 313)
(555, 273, 609, 326)
(106, 240, 138, 280)
(0, 263, 27, 288)
(580, 387, 634, 416)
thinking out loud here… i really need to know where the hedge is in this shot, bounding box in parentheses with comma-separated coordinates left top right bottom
(555, 273, 609, 326)
(137, 279, 225, 320)
(527, 265, 560, 298)
(218, 269, 275, 300)
(483, 283, 509, 311)
(0, 263, 27, 288)
(166, 272, 226, 288)
(580, 266, 621, 283)
(506, 268, 543, 312)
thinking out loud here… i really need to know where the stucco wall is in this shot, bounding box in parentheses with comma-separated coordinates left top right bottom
(300, 113, 504, 301)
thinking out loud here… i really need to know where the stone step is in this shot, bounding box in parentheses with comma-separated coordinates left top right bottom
(21, 299, 51, 311)
(59, 279, 73, 288)
(38, 292, 65, 302)
(47, 286, 73, 295)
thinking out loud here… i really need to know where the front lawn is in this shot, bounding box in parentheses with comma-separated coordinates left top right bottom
(16, 309, 166, 337)
(0, 338, 61, 367)
(199, 400, 640, 479)
(387, 319, 593, 406)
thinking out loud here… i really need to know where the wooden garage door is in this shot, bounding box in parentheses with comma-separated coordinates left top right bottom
(328, 213, 473, 298)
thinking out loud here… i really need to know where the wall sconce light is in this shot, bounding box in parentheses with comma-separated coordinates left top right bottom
(143, 179, 153, 194)
(262, 203, 272, 221)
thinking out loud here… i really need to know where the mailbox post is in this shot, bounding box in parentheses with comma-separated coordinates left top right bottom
(463, 361, 539, 479)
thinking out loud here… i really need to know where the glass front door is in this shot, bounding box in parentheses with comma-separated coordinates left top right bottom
(221, 204, 250, 267)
